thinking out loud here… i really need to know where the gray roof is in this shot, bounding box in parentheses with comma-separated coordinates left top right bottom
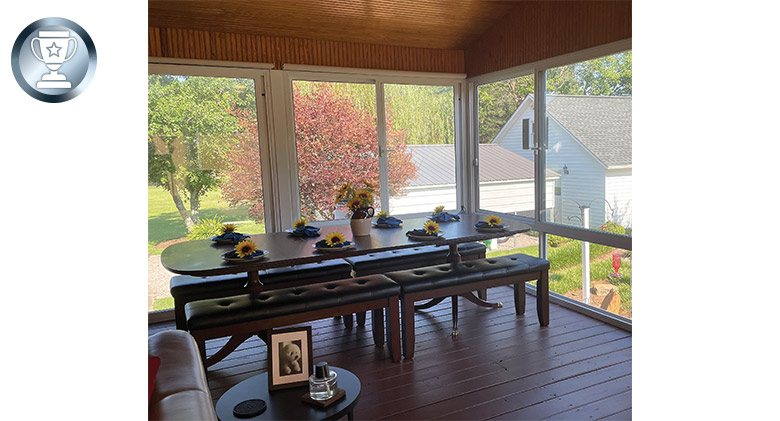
(546, 94, 632, 167)
(405, 144, 555, 187)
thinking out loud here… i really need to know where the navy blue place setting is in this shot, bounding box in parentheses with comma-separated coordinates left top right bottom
(374, 213, 403, 228)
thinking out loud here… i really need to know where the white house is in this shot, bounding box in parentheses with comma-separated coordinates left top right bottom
(389, 144, 558, 217)
(492, 94, 632, 229)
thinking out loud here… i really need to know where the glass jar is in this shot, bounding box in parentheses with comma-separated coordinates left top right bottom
(309, 362, 338, 400)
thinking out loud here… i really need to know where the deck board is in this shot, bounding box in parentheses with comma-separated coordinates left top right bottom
(148, 286, 632, 419)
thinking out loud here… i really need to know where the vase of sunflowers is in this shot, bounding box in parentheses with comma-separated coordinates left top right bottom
(335, 181, 376, 236)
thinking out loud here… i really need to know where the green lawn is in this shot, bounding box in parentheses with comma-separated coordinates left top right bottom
(148, 186, 265, 254)
(487, 241, 632, 314)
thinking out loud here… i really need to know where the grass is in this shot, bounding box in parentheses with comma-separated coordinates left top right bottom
(487, 240, 632, 314)
(149, 185, 266, 311)
(148, 186, 265, 253)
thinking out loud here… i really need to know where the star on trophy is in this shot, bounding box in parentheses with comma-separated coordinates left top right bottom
(30, 31, 78, 89)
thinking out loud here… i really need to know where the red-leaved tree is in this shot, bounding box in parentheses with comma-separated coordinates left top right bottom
(221, 84, 417, 221)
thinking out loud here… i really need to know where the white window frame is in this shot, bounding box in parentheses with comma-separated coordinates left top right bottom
(147, 60, 275, 322)
(466, 39, 632, 251)
(273, 65, 467, 227)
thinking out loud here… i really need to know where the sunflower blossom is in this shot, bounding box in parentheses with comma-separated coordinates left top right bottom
(325, 232, 346, 247)
(235, 239, 258, 258)
(487, 215, 502, 226)
(293, 218, 307, 229)
(433, 205, 445, 215)
(221, 223, 236, 234)
(347, 197, 361, 211)
(424, 220, 440, 235)
(377, 211, 389, 218)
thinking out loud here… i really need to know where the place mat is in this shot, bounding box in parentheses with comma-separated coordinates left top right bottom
(211, 232, 250, 245)
(474, 224, 508, 233)
(301, 388, 346, 408)
(313, 242, 354, 252)
(222, 250, 268, 262)
(406, 230, 445, 240)
(285, 226, 321, 237)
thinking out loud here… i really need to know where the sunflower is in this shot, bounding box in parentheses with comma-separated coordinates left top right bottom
(221, 223, 236, 234)
(325, 231, 346, 247)
(433, 205, 445, 215)
(487, 215, 502, 227)
(346, 197, 361, 211)
(293, 218, 307, 229)
(424, 220, 440, 235)
(234, 239, 258, 258)
(356, 189, 373, 205)
(377, 211, 389, 218)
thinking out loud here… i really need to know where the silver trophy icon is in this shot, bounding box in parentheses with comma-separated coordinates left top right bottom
(30, 31, 77, 88)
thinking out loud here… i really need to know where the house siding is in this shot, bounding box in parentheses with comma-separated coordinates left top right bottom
(389, 185, 457, 215)
(497, 110, 608, 229)
(478, 179, 557, 218)
(605, 168, 632, 228)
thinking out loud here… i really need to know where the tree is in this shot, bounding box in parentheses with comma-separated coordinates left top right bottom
(477, 51, 632, 143)
(220, 83, 417, 221)
(147, 75, 254, 231)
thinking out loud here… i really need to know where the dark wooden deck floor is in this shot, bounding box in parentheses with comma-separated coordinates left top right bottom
(149, 287, 632, 420)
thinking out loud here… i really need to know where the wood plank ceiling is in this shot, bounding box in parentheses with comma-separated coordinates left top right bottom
(148, 0, 519, 51)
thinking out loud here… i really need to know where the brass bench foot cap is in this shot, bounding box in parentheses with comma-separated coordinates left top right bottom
(497, 302, 503, 308)
(451, 329, 458, 337)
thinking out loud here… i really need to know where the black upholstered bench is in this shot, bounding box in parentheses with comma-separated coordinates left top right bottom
(344, 242, 487, 276)
(384, 253, 550, 359)
(343, 242, 487, 326)
(185, 274, 402, 366)
(170, 259, 353, 330)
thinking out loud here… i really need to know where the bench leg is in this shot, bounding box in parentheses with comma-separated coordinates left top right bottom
(371, 309, 384, 347)
(536, 270, 549, 327)
(174, 299, 187, 330)
(387, 297, 401, 363)
(343, 313, 354, 328)
(514, 282, 526, 316)
(356, 311, 366, 326)
(451, 296, 458, 337)
(476, 289, 487, 300)
(401, 297, 415, 360)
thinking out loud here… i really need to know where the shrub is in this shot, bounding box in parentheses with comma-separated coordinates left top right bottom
(547, 234, 567, 247)
(599, 221, 626, 235)
(186, 215, 225, 240)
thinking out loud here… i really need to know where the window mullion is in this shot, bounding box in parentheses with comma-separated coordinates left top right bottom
(375, 81, 390, 212)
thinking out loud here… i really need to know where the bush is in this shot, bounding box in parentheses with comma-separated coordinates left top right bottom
(186, 215, 225, 240)
(548, 234, 567, 247)
(599, 221, 626, 235)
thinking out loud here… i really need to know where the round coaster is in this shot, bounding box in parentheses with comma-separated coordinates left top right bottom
(233, 399, 267, 418)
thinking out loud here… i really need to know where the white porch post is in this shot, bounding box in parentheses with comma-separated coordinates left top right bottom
(581, 206, 590, 305)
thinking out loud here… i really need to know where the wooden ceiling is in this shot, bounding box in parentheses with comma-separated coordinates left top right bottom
(148, 0, 520, 50)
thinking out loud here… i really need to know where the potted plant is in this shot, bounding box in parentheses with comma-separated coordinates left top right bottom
(334, 180, 375, 236)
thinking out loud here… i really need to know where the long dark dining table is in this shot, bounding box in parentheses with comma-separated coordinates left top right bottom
(160, 213, 532, 295)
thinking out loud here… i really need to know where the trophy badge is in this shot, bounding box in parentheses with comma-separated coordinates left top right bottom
(11, 17, 96, 103)
(31, 31, 78, 89)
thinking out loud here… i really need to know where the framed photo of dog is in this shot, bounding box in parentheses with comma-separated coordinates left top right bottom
(267, 326, 314, 391)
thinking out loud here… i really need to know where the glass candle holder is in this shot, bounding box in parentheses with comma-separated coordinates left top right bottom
(309, 362, 338, 400)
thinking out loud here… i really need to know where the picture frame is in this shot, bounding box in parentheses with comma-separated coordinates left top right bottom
(267, 326, 314, 391)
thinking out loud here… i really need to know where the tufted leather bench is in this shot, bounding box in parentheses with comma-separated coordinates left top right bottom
(384, 253, 550, 359)
(170, 260, 354, 330)
(344, 242, 487, 275)
(185, 274, 402, 366)
(343, 242, 487, 326)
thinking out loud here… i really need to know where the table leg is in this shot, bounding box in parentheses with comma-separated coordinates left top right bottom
(245, 270, 263, 294)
